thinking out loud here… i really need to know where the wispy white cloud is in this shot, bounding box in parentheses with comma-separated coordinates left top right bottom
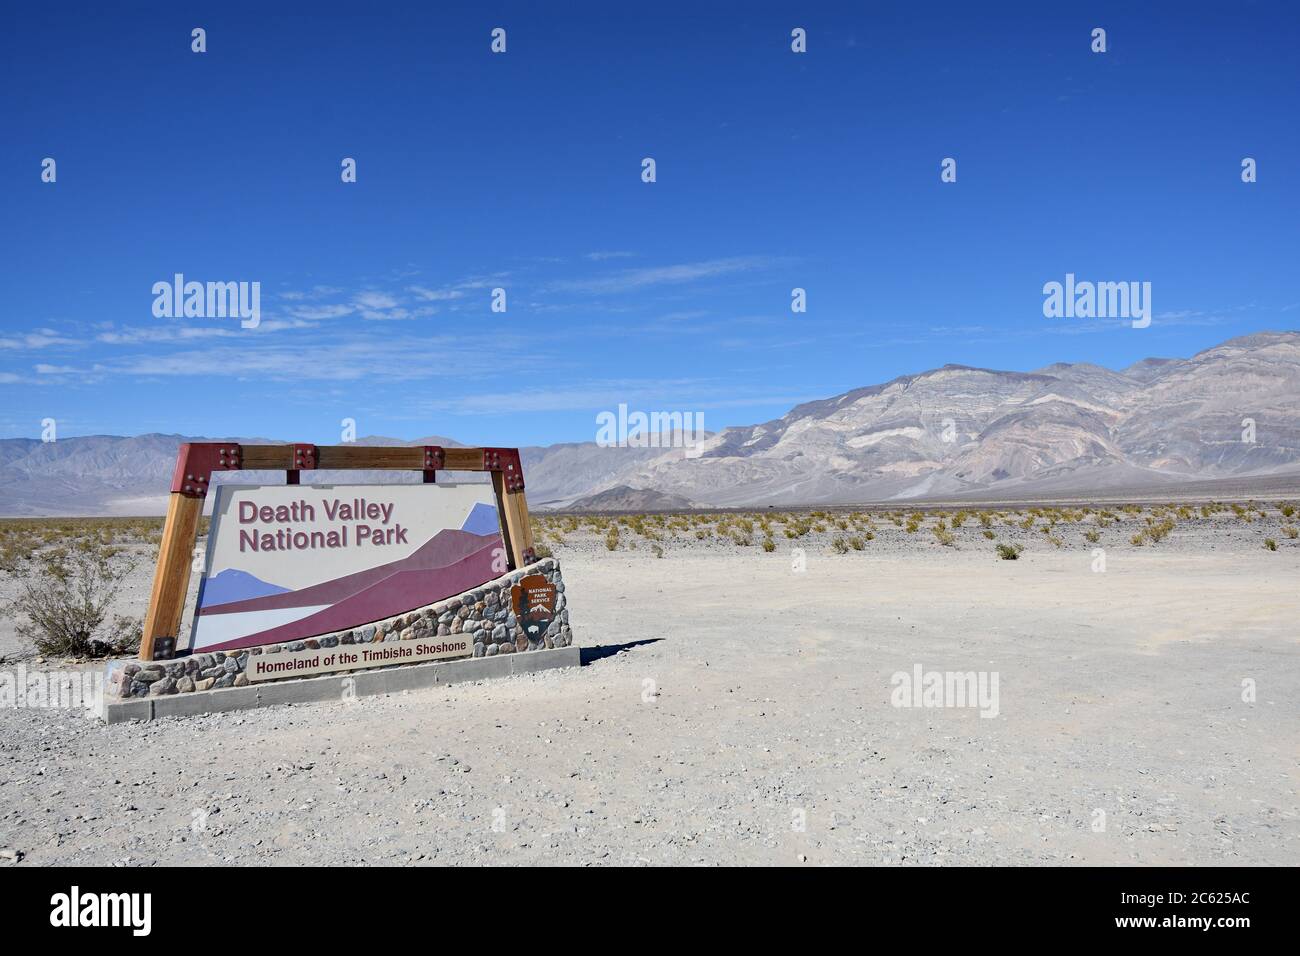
(353, 291, 399, 310)
(545, 256, 777, 295)
(408, 285, 466, 301)
(288, 303, 354, 320)
(87, 332, 534, 384)
(280, 285, 343, 301)
(414, 378, 814, 416)
(0, 329, 81, 350)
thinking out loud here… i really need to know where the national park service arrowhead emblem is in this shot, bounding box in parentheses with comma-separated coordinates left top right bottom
(511, 573, 557, 648)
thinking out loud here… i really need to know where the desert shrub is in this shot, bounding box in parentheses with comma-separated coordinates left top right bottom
(1283, 526, 1299, 540)
(1279, 503, 1295, 518)
(1145, 518, 1175, 544)
(652, 544, 664, 558)
(848, 536, 864, 551)
(905, 519, 920, 533)
(1084, 529, 1100, 543)
(830, 537, 850, 554)
(0, 536, 39, 573)
(995, 543, 1023, 560)
(933, 527, 955, 547)
(1046, 534, 1063, 548)
(1264, 538, 1278, 551)
(982, 529, 995, 539)
(533, 542, 554, 559)
(4, 545, 136, 658)
(605, 527, 620, 551)
(762, 537, 776, 552)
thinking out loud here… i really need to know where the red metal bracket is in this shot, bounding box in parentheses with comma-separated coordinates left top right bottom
(422, 446, 444, 484)
(291, 444, 318, 470)
(171, 443, 244, 499)
(482, 447, 524, 492)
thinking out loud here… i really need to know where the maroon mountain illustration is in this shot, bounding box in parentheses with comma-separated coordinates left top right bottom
(195, 529, 503, 653)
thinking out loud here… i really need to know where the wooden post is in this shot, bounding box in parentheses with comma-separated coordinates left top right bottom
(140, 492, 202, 661)
(504, 488, 536, 567)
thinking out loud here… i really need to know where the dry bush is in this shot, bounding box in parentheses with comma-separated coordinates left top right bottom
(4, 543, 138, 658)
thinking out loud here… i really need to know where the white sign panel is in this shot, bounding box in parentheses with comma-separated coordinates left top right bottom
(190, 483, 504, 654)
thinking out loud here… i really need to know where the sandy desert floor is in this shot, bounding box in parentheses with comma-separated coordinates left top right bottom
(0, 508, 1297, 866)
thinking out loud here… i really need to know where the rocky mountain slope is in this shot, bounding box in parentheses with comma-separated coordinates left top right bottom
(599, 331, 1300, 506)
(1, 332, 1296, 514)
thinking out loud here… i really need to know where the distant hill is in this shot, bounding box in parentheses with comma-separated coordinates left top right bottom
(564, 485, 702, 513)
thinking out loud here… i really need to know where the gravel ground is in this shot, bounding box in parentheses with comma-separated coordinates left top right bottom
(0, 506, 1296, 866)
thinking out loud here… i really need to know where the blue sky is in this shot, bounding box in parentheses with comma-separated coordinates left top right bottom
(2, 1, 1297, 446)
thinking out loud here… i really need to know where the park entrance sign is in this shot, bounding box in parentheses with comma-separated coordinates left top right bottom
(191, 483, 505, 653)
(139, 443, 535, 661)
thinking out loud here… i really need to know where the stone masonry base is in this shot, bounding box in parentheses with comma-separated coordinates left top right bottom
(101, 557, 576, 722)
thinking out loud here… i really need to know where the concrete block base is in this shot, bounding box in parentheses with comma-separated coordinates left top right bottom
(101, 646, 580, 724)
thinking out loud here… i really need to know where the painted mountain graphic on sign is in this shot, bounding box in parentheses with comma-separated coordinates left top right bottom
(200, 528, 498, 615)
(192, 527, 505, 653)
(197, 568, 290, 609)
(461, 501, 500, 536)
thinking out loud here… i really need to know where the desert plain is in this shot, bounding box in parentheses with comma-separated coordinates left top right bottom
(0, 501, 1296, 866)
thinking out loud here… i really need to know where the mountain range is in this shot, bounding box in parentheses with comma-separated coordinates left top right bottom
(2, 331, 1297, 515)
